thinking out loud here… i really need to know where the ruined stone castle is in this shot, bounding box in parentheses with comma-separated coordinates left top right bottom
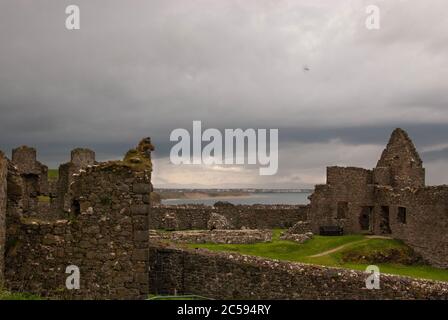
(0, 139, 154, 299)
(308, 128, 448, 268)
(0, 129, 447, 300)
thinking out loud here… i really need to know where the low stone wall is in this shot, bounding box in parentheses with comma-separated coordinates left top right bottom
(148, 246, 448, 300)
(150, 204, 308, 230)
(150, 229, 272, 244)
(5, 164, 151, 299)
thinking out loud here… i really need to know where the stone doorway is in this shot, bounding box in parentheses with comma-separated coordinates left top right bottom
(359, 206, 373, 232)
(380, 206, 391, 234)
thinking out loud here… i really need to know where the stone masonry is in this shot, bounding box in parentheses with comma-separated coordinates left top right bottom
(149, 245, 448, 299)
(55, 148, 96, 214)
(308, 128, 448, 268)
(1, 138, 153, 299)
(1, 129, 448, 299)
(151, 204, 308, 230)
(150, 229, 272, 244)
(11, 146, 49, 214)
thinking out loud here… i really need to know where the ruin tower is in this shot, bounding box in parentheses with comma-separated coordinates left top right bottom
(374, 128, 425, 188)
(12, 146, 38, 174)
(56, 148, 96, 213)
(11, 146, 49, 213)
(70, 148, 95, 168)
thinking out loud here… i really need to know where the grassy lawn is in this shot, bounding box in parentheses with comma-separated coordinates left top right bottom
(0, 289, 41, 300)
(48, 169, 59, 180)
(148, 294, 211, 300)
(187, 229, 448, 282)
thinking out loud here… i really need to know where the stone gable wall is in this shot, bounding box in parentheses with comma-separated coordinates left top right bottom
(376, 128, 425, 189)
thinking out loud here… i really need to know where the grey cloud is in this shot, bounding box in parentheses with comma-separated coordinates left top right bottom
(0, 0, 447, 186)
(422, 148, 448, 163)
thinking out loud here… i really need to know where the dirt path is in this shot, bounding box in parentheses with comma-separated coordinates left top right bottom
(308, 239, 367, 258)
(366, 235, 393, 240)
(308, 235, 393, 258)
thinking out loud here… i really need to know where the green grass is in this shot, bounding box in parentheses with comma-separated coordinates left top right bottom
(48, 169, 58, 180)
(148, 294, 211, 300)
(0, 289, 42, 300)
(187, 229, 448, 282)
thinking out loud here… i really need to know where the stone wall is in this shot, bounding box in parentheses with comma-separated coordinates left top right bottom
(55, 148, 96, 213)
(148, 246, 448, 299)
(70, 148, 95, 168)
(307, 128, 448, 268)
(308, 167, 375, 234)
(5, 162, 151, 299)
(374, 186, 448, 268)
(150, 204, 308, 230)
(11, 146, 49, 214)
(0, 152, 7, 285)
(150, 229, 272, 244)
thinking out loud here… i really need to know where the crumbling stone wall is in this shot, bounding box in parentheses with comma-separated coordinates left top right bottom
(70, 148, 95, 168)
(374, 186, 448, 268)
(307, 128, 448, 268)
(11, 146, 49, 214)
(0, 152, 7, 284)
(3, 139, 153, 299)
(55, 148, 96, 213)
(151, 204, 308, 230)
(150, 229, 272, 244)
(309, 167, 375, 234)
(280, 221, 313, 243)
(148, 246, 448, 299)
(5, 163, 151, 299)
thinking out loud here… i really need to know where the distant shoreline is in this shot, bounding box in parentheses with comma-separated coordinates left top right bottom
(159, 191, 312, 205)
(156, 190, 313, 202)
(156, 188, 313, 199)
(158, 191, 249, 200)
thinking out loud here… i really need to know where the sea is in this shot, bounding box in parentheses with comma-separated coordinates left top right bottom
(161, 192, 311, 206)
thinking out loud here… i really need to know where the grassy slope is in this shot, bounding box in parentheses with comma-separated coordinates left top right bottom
(187, 229, 448, 282)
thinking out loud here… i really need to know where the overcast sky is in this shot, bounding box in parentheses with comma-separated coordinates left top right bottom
(1, 0, 447, 188)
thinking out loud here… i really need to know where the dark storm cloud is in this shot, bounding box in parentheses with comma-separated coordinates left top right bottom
(421, 148, 448, 162)
(0, 0, 447, 185)
(280, 124, 448, 147)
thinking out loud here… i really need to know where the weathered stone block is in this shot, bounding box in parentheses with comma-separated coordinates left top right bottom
(134, 273, 148, 284)
(142, 194, 150, 204)
(130, 204, 149, 215)
(134, 230, 148, 242)
(132, 183, 151, 194)
(132, 249, 148, 261)
(132, 215, 148, 231)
